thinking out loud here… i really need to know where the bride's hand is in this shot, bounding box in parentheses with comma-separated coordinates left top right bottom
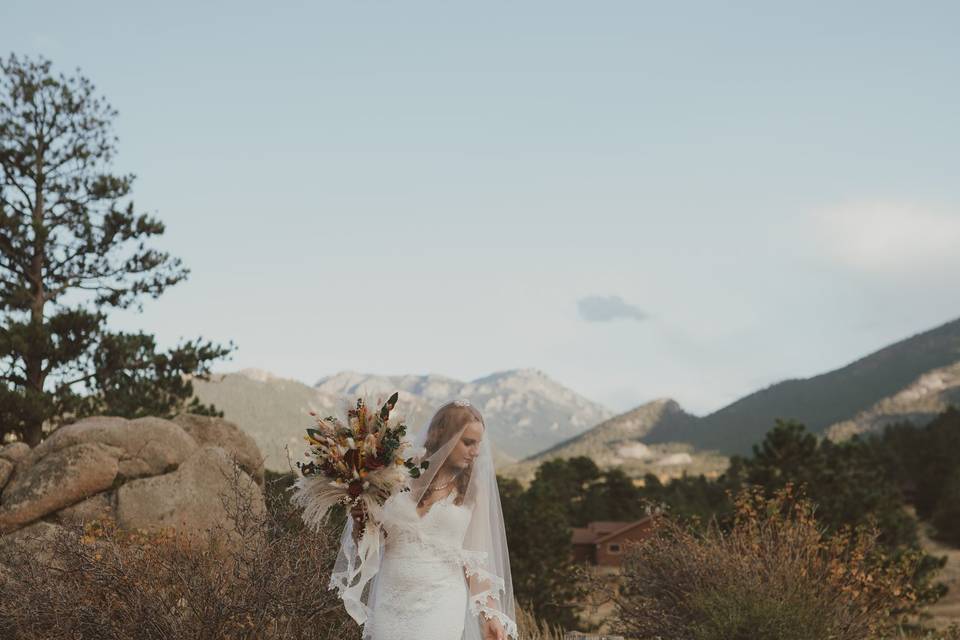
(482, 616, 506, 640)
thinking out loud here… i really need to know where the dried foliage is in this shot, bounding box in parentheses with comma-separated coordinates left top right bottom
(0, 461, 357, 640)
(515, 605, 567, 640)
(602, 482, 957, 640)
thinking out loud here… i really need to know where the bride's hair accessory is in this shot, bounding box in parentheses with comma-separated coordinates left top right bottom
(453, 399, 471, 407)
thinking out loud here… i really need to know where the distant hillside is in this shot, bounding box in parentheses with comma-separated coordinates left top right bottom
(642, 317, 960, 456)
(500, 398, 729, 486)
(825, 360, 960, 441)
(528, 398, 698, 460)
(190, 370, 350, 474)
(191, 367, 609, 471)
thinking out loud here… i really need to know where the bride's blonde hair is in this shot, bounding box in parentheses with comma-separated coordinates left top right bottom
(420, 402, 484, 507)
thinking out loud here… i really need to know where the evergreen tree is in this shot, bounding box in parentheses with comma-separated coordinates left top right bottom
(878, 406, 960, 543)
(892, 406, 960, 519)
(498, 475, 585, 629)
(528, 456, 600, 524)
(738, 418, 824, 488)
(726, 419, 917, 548)
(637, 471, 732, 527)
(0, 53, 233, 445)
(931, 466, 960, 546)
(576, 467, 648, 525)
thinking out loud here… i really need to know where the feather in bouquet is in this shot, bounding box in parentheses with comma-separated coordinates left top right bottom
(287, 391, 428, 535)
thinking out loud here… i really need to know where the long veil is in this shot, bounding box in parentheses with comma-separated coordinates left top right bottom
(328, 399, 518, 640)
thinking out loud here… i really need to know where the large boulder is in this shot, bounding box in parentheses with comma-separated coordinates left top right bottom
(1, 442, 32, 492)
(172, 414, 265, 486)
(53, 490, 115, 527)
(0, 442, 121, 534)
(115, 445, 265, 553)
(22, 416, 198, 480)
(0, 442, 30, 464)
(0, 442, 31, 490)
(0, 416, 268, 559)
(0, 459, 13, 492)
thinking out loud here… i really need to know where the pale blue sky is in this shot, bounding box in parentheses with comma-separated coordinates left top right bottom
(3, 1, 959, 414)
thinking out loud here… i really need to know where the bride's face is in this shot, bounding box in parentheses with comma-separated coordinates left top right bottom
(445, 420, 484, 472)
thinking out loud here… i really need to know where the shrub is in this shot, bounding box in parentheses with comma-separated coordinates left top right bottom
(516, 605, 566, 640)
(611, 482, 929, 640)
(0, 460, 357, 640)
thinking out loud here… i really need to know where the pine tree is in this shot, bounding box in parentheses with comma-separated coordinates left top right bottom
(0, 53, 233, 446)
(498, 475, 584, 628)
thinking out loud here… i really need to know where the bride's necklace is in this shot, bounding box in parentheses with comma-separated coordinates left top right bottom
(429, 472, 459, 492)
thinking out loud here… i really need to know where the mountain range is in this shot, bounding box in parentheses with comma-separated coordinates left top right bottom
(512, 317, 960, 480)
(640, 316, 960, 456)
(190, 315, 960, 479)
(190, 368, 612, 472)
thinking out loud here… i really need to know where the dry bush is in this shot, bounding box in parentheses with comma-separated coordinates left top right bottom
(885, 624, 960, 640)
(0, 459, 358, 640)
(607, 482, 936, 640)
(901, 625, 960, 640)
(517, 604, 566, 640)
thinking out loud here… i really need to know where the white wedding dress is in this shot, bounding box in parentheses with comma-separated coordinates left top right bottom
(321, 401, 517, 640)
(364, 489, 479, 640)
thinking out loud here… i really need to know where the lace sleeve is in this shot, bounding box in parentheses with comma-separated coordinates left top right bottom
(464, 559, 518, 639)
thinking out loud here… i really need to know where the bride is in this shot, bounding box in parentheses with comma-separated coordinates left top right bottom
(329, 399, 517, 640)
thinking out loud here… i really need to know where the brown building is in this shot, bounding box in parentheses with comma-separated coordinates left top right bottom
(571, 516, 661, 567)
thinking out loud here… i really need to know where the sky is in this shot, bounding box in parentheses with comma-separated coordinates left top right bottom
(2, 1, 959, 415)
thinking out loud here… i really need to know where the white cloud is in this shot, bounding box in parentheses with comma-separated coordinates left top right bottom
(577, 294, 646, 322)
(812, 201, 960, 275)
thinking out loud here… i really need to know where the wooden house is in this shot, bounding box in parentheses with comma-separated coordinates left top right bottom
(571, 515, 661, 567)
